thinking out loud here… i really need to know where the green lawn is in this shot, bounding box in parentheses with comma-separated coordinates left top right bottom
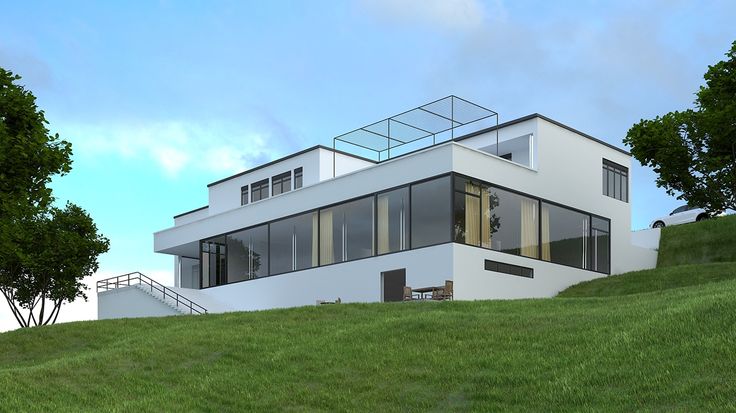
(1, 278, 736, 411)
(558, 261, 736, 297)
(657, 214, 736, 267)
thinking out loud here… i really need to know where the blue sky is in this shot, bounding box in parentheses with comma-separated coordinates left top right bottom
(0, 1, 735, 326)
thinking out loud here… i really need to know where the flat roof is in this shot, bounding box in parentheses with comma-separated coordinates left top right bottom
(455, 113, 631, 156)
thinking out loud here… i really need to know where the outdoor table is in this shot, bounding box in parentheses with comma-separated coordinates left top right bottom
(412, 286, 442, 300)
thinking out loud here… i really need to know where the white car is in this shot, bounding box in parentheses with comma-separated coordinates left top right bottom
(650, 205, 710, 228)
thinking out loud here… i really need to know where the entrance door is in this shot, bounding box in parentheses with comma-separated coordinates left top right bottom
(381, 269, 406, 302)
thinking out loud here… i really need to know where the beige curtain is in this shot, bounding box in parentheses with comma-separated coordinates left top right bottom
(520, 198, 538, 258)
(319, 210, 334, 265)
(377, 195, 390, 254)
(465, 182, 480, 246)
(311, 213, 319, 267)
(541, 204, 551, 261)
(481, 186, 491, 248)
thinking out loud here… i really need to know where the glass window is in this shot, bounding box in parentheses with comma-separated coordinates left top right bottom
(411, 176, 451, 248)
(377, 187, 409, 254)
(226, 225, 268, 282)
(320, 197, 374, 265)
(201, 236, 227, 288)
(453, 177, 482, 246)
(602, 160, 628, 202)
(488, 187, 539, 258)
(251, 179, 269, 202)
(591, 216, 610, 273)
(541, 203, 590, 269)
(270, 212, 318, 274)
(241, 186, 248, 206)
(272, 171, 291, 196)
(294, 167, 303, 189)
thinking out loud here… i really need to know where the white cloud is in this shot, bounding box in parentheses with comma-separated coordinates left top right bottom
(361, 0, 496, 31)
(61, 120, 288, 178)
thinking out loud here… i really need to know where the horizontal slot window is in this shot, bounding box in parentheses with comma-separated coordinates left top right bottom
(484, 259, 534, 278)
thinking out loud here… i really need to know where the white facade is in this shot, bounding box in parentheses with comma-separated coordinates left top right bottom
(100, 113, 658, 319)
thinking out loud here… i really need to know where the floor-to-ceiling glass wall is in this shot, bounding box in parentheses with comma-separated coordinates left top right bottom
(411, 176, 451, 248)
(376, 187, 409, 255)
(226, 224, 269, 282)
(541, 202, 590, 269)
(270, 212, 318, 274)
(320, 196, 374, 265)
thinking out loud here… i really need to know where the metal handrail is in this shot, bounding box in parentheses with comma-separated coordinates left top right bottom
(96, 272, 207, 315)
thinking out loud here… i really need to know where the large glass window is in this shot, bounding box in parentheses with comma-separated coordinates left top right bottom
(411, 176, 451, 248)
(591, 216, 610, 273)
(453, 177, 482, 246)
(201, 236, 227, 288)
(377, 187, 409, 254)
(488, 187, 539, 258)
(270, 212, 318, 274)
(320, 197, 374, 265)
(541, 203, 590, 269)
(603, 159, 628, 202)
(226, 225, 268, 282)
(251, 179, 269, 202)
(272, 171, 291, 196)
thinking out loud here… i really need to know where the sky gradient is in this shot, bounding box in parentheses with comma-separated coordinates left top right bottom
(1, 0, 735, 330)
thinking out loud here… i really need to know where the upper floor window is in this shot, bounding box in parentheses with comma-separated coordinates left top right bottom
(294, 167, 303, 189)
(272, 171, 291, 196)
(240, 185, 249, 206)
(251, 179, 269, 202)
(602, 159, 628, 202)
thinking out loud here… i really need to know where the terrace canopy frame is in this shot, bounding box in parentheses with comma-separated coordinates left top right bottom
(333, 96, 498, 177)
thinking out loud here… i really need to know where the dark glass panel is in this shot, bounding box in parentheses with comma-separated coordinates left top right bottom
(411, 176, 451, 248)
(541, 203, 589, 269)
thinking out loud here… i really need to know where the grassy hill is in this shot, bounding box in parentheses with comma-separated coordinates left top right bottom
(1, 216, 735, 411)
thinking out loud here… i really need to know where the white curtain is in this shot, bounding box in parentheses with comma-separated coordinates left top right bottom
(377, 195, 390, 254)
(319, 210, 334, 265)
(520, 198, 538, 258)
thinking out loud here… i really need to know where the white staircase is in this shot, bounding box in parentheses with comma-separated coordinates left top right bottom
(97, 272, 208, 315)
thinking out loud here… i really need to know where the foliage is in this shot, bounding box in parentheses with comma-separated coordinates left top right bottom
(623, 41, 736, 213)
(1, 204, 109, 327)
(0, 67, 108, 327)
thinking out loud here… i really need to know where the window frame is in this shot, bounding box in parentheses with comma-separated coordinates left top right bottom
(602, 159, 629, 202)
(240, 185, 249, 206)
(251, 179, 269, 203)
(294, 167, 303, 189)
(271, 171, 292, 196)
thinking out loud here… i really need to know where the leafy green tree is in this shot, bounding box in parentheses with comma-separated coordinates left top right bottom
(0, 67, 109, 327)
(2, 204, 109, 327)
(624, 41, 736, 214)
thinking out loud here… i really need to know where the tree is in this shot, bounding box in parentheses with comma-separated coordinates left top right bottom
(623, 41, 736, 214)
(1, 204, 109, 327)
(0, 67, 109, 327)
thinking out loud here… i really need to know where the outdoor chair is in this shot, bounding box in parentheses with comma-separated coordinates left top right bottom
(440, 280, 453, 300)
(403, 286, 420, 301)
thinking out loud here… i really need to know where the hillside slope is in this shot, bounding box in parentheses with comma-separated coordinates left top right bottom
(1, 279, 736, 411)
(657, 214, 736, 267)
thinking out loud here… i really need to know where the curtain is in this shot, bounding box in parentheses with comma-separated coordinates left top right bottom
(311, 213, 318, 267)
(541, 204, 551, 261)
(319, 210, 334, 265)
(377, 195, 390, 254)
(520, 198, 538, 258)
(481, 186, 491, 248)
(465, 182, 480, 246)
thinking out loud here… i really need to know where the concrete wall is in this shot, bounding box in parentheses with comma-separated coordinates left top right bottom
(453, 244, 602, 300)
(207, 149, 322, 216)
(196, 244, 453, 312)
(98, 287, 180, 319)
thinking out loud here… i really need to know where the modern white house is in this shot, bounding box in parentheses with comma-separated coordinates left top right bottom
(98, 96, 659, 319)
